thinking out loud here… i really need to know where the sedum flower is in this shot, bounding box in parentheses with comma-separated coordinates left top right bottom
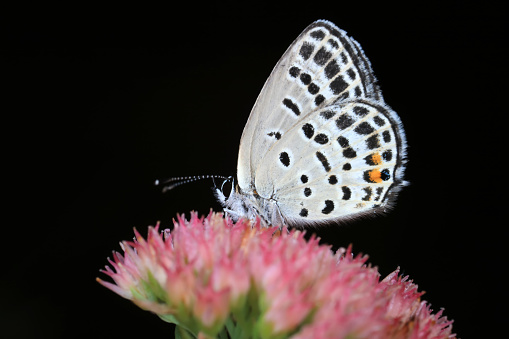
(98, 212, 456, 339)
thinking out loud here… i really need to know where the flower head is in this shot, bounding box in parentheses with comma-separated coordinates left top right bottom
(98, 212, 456, 339)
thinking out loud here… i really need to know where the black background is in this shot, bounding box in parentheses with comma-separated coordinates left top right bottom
(2, 2, 506, 338)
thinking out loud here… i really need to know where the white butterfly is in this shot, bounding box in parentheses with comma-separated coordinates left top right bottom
(162, 20, 407, 228)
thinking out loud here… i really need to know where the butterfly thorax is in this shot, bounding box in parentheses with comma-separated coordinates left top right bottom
(216, 186, 285, 227)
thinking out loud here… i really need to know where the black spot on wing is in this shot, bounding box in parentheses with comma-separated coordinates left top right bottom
(267, 131, 282, 140)
(283, 98, 300, 116)
(343, 147, 357, 158)
(302, 123, 314, 139)
(347, 68, 356, 81)
(381, 169, 391, 181)
(353, 106, 369, 117)
(300, 73, 311, 85)
(354, 122, 375, 135)
(308, 83, 320, 95)
(329, 76, 348, 95)
(289, 66, 300, 78)
(300, 42, 314, 60)
(340, 52, 348, 64)
(335, 114, 354, 130)
(304, 187, 312, 197)
(314, 47, 332, 66)
(362, 187, 373, 201)
(382, 130, 391, 143)
(327, 39, 339, 49)
(322, 200, 334, 214)
(324, 60, 340, 79)
(382, 150, 392, 161)
(341, 186, 351, 200)
(314, 134, 329, 145)
(310, 30, 325, 41)
(320, 109, 336, 120)
(364, 153, 379, 166)
(314, 94, 325, 106)
(279, 152, 290, 167)
(316, 152, 331, 172)
(374, 116, 385, 126)
(337, 136, 349, 148)
(365, 134, 380, 149)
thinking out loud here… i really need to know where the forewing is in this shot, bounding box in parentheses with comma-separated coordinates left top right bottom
(254, 100, 407, 226)
(237, 20, 382, 192)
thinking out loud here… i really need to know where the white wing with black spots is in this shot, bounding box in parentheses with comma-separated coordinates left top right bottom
(255, 100, 406, 226)
(220, 20, 407, 227)
(237, 20, 382, 193)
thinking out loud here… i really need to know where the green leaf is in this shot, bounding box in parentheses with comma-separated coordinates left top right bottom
(159, 313, 180, 325)
(175, 325, 197, 339)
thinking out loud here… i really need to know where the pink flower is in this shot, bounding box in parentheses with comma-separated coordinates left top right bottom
(98, 212, 456, 339)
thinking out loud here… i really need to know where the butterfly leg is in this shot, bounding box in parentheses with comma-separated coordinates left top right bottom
(223, 208, 241, 223)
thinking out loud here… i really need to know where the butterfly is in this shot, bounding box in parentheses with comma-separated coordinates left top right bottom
(160, 20, 407, 228)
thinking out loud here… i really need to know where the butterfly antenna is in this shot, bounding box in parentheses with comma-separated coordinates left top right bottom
(155, 175, 229, 193)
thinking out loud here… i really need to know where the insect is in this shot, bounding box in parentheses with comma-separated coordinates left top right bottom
(159, 20, 407, 227)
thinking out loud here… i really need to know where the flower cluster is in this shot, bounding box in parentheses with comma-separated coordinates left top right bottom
(98, 212, 455, 338)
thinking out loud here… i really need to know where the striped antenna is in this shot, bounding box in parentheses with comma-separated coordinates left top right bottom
(155, 175, 229, 193)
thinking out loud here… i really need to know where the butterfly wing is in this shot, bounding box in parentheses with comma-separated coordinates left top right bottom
(237, 20, 383, 193)
(254, 100, 407, 226)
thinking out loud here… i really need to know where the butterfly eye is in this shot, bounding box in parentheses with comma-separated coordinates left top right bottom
(221, 176, 234, 198)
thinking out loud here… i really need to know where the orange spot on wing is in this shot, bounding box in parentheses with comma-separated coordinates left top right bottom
(372, 153, 382, 165)
(369, 169, 383, 183)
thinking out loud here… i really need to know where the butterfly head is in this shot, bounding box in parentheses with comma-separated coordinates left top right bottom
(214, 175, 235, 205)
(215, 178, 285, 227)
(214, 176, 254, 223)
